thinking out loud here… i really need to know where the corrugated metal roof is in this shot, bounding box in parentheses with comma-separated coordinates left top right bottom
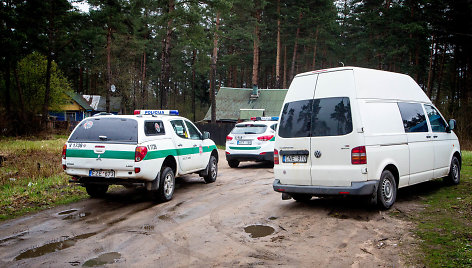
(204, 87, 288, 121)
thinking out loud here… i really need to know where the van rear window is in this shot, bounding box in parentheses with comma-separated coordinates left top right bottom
(69, 118, 138, 144)
(278, 97, 352, 138)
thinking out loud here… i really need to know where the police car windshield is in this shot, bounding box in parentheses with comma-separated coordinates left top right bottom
(232, 124, 267, 134)
(69, 118, 138, 144)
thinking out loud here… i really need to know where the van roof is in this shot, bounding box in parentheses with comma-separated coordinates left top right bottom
(295, 67, 431, 104)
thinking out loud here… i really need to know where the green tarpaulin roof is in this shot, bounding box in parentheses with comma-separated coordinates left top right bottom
(204, 87, 288, 121)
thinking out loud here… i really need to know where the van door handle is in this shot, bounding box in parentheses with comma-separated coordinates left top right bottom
(426, 135, 431, 138)
(433, 135, 438, 138)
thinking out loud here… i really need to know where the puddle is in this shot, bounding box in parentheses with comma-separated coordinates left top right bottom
(268, 216, 278, 221)
(15, 232, 96, 260)
(63, 212, 91, 220)
(58, 209, 78, 215)
(158, 215, 171, 221)
(0, 231, 28, 244)
(107, 217, 127, 226)
(82, 252, 121, 267)
(244, 225, 275, 238)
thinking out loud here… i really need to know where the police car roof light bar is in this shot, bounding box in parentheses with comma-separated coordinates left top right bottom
(134, 110, 179, 116)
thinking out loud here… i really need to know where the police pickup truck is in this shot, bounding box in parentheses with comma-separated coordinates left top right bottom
(62, 110, 218, 201)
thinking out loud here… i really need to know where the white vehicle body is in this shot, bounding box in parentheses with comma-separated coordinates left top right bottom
(62, 111, 218, 200)
(225, 118, 277, 167)
(273, 67, 461, 208)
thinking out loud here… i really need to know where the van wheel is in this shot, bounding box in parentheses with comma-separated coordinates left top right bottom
(228, 160, 239, 168)
(292, 194, 312, 202)
(377, 170, 397, 210)
(157, 167, 175, 202)
(85, 184, 108, 198)
(444, 156, 460, 185)
(203, 156, 218, 183)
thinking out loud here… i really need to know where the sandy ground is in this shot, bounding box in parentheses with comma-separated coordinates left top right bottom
(0, 149, 421, 267)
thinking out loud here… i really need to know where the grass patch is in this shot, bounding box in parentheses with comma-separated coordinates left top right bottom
(0, 137, 87, 221)
(407, 151, 472, 267)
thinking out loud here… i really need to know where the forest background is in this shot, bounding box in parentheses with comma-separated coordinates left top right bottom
(0, 0, 471, 147)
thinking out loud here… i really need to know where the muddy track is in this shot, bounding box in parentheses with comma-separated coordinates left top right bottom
(0, 149, 421, 267)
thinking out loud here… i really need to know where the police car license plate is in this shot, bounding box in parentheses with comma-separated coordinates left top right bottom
(237, 140, 252, 145)
(89, 170, 115, 178)
(283, 155, 307, 163)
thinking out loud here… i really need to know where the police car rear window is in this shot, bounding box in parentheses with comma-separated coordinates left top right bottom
(144, 121, 165, 136)
(232, 124, 267, 134)
(69, 118, 138, 144)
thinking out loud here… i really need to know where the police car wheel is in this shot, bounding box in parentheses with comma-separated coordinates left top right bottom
(228, 160, 239, 168)
(204, 156, 217, 183)
(85, 184, 108, 198)
(157, 167, 175, 202)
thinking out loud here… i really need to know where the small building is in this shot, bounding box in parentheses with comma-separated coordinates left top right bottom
(82, 95, 121, 114)
(49, 91, 94, 122)
(203, 87, 288, 122)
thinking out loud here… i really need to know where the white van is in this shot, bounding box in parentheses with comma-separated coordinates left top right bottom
(272, 67, 461, 209)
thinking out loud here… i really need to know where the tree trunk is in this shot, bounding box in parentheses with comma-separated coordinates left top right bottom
(426, 35, 435, 98)
(42, 48, 53, 128)
(252, 8, 261, 88)
(275, 0, 281, 88)
(3, 62, 11, 115)
(289, 12, 303, 83)
(106, 26, 112, 113)
(79, 66, 83, 93)
(160, 0, 175, 109)
(283, 45, 287, 88)
(13, 67, 26, 131)
(142, 49, 147, 108)
(312, 28, 319, 70)
(210, 11, 220, 123)
(192, 49, 197, 122)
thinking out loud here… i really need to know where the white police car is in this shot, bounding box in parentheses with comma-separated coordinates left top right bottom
(225, 117, 278, 168)
(62, 110, 218, 201)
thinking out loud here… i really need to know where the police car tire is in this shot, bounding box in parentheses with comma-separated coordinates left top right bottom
(85, 184, 108, 198)
(157, 167, 175, 202)
(203, 156, 217, 183)
(228, 160, 239, 168)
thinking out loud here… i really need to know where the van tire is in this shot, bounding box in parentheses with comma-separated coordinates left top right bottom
(444, 156, 460, 185)
(157, 167, 175, 202)
(203, 156, 218, 183)
(85, 184, 108, 198)
(377, 170, 397, 210)
(228, 160, 239, 168)
(292, 194, 312, 202)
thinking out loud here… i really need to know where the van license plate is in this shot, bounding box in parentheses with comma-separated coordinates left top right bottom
(283, 155, 307, 163)
(89, 170, 115, 178)
(238, 140, 251, 145)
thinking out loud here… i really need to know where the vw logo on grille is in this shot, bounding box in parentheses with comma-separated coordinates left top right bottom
(314, 150, 322, 158)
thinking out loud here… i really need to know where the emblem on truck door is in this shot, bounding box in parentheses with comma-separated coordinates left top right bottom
(314, 150, 322, 158)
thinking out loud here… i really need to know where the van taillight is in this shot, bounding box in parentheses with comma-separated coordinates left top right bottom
(62, 144, 67, 159)
(351, 146, 367, 164)
(257, 135, 274, 141)
(226, 136, 233, 141)
(135, 146, 148, 162)
(274, 149, 279, 164)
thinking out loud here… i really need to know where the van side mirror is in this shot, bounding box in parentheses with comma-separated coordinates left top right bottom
(203, 131, 210, 140)
(447, 119, 456, 132)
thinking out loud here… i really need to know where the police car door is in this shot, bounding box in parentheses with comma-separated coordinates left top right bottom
(184, 120, 206, 170)
(170, 119, 199, 172)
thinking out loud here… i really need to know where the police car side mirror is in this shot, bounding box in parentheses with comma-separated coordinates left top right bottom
(203, 131, 210, 140)
(447, 119, 456, 133)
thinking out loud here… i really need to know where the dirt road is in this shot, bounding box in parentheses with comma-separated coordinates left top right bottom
(0, 150, 418, 267)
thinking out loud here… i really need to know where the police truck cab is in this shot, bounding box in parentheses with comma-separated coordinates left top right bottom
(62, 110, 218, 201)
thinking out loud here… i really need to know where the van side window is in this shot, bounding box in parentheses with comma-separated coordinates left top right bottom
(398, 103, 428, 133)
(424, 105, 447, 132)
(278, 99, 312, 138)
(311, 97, 352, 137)
(144, 121, 165, 136)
